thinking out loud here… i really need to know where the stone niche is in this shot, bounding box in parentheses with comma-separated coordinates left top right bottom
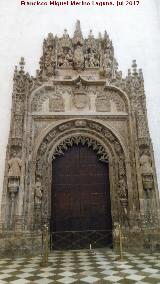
(0, 21, 160, 256)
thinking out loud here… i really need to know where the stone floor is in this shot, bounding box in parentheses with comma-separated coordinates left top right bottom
(0, 249, 159, 283)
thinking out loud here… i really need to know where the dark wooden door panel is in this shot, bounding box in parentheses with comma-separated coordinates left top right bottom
(51, 145, 112, 248)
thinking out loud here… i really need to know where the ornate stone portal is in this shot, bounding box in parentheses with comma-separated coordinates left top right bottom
(1, 21, 160, 254)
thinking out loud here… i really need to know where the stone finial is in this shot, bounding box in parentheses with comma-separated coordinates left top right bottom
(128, 69, 131, 76)
(132, 59, 138, 75)
(87, 29, 94, 49)
(19, 57, 25, 73)
(73, 20, 83, 45)
(139, 68, 143, 79)
(89, 29, 93, 37)
(104, 30, 108, 39)
(62, 28, 71, 48)
(46, 33, 54, 47)
(103, 30, 111, 50)
(13, 65, 18, 80)
(98, 32, 102, 40)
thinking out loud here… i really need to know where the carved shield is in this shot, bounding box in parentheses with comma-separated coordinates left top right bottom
(73, 92, 88, 109)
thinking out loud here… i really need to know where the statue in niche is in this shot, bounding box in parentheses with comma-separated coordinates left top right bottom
(118, 178, 128, 199)
(140, 150, 153, 191)
(103, 49, 113, 69)
(44, 46, 55, 75)
(15, 97, 23, 113)
(140, 150, 153, 175)
(118, 156, 125, 177)
(57, 50, 65, 67)
(58, 49, 73, 67)
(114, 141, 122, 154)
(8, 152, 22, 178)
(137, 118, 148, 138)
(100, 49, 113, 78)
(64, 50, 73, 66)
(85, 51, 99, 68)
(12, 116, 23, 138)
(34, 178, 43, 206)
(73, 46, 84, 70)
(118, 177, 128, 216)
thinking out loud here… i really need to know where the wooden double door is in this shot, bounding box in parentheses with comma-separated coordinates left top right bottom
(51, 145, 112, 249)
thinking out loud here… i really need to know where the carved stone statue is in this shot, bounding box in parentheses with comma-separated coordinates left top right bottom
(118, 156, 125, 177)
(34, 178, 43, 206)
(85, 51, 99, 68)
(64, 50, 73, 66)
(140, 150, 153, 191)
(57, 50, 65, 67)
(118, 178, 128, 217)
(44, 46, 55, 75)
(140, 150, 153, 175)
(137, 117, 148, 138)
(118, 178, 128, 199)
(12, 115, 23, 138)
(8, 152, 22, 178)
(73, 46, 84, 70)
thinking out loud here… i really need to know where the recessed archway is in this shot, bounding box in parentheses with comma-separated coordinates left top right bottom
(32, 119, 131, 234)
(51, 143, 112, 249)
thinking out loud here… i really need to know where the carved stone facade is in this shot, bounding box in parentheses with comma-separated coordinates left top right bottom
(1, 21, 160, 254)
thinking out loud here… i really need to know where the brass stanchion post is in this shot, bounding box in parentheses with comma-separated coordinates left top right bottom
(41, 224, 49, 266)
(119, 224, 123, 261)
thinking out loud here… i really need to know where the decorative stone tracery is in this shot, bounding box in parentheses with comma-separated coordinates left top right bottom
(52, 135, 108, 162)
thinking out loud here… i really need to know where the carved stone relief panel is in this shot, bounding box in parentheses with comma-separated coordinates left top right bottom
(32, 91, 50, 112)
(49, 94, 64, 112)
(31, 85, 76, 113)
(31, 91, 65, 113)
(96, 94, 111, 112)
(96, 90, 126, 112)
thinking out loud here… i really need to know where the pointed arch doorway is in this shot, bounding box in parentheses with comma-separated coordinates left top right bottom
(50, 143, 112, 250)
